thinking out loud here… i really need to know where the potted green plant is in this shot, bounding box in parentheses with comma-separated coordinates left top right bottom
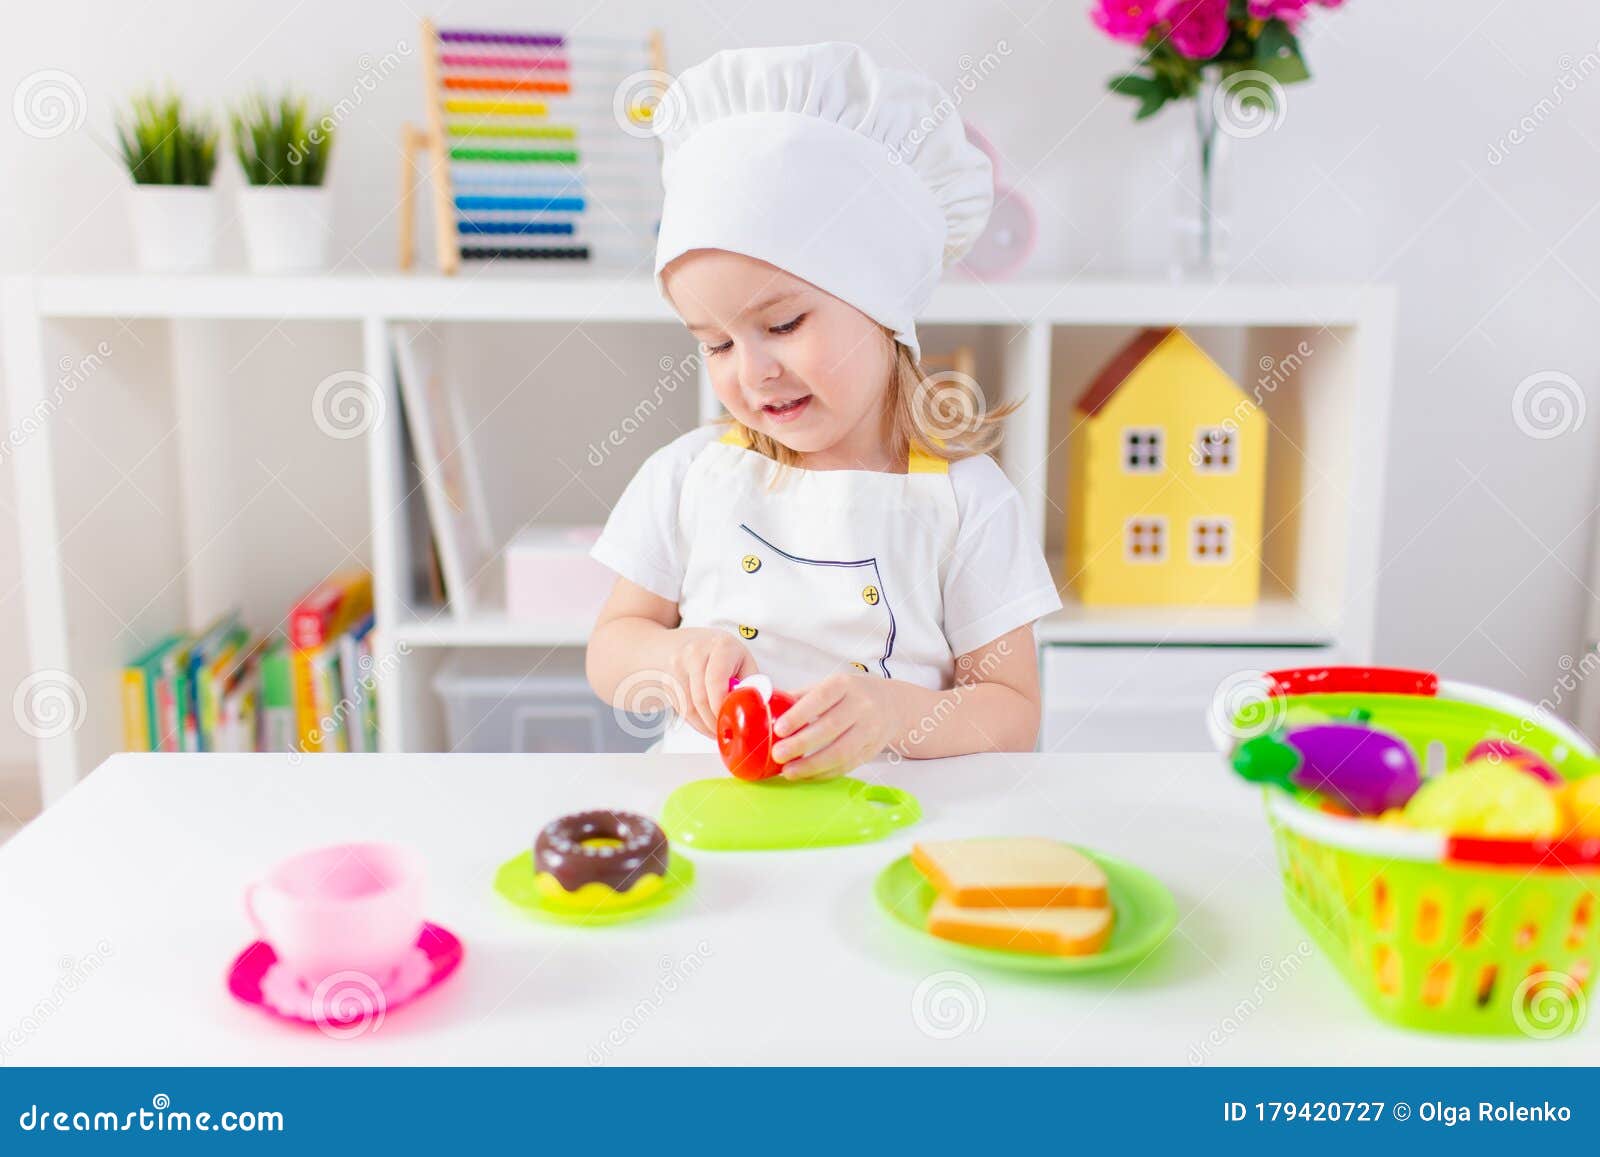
(116, 93, 220, 272)
(231, 94, 335, 272)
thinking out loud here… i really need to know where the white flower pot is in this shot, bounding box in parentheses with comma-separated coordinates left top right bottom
(237, 186, 333, 273)
(126, 185, 220, 273)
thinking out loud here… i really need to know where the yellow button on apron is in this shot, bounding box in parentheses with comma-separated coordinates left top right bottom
(861, 585, 880, 605)
(741, 554, 762, 573)
(738, 625, 758, 639)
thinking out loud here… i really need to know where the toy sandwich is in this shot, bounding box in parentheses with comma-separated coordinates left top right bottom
(911, 838, 1115, 957)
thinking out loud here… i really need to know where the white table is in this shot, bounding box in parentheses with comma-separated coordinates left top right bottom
(0, 752, 1586, 1065)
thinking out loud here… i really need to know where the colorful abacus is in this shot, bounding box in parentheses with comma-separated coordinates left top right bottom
(399, 20, 666, 274)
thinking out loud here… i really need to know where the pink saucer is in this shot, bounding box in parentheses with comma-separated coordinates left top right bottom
(227, 921, 462, 1033)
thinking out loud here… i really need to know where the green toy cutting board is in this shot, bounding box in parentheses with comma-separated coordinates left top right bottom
(661, 776, 921, 851)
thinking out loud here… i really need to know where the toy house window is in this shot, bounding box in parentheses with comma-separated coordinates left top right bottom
(1194, 427, 1236, 473)
(1121, 427, 1164, 473)
(1124, 517, 1167, 562)
(1190, 518, 1233, 563)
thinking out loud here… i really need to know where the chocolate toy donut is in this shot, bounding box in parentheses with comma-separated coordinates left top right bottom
(534, 811, 669, 894)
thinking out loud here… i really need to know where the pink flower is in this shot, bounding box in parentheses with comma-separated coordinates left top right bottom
(1157, 0, 1230, 59)
(1247, 0, 1312, 17)
(1091, 0, 1161, 44)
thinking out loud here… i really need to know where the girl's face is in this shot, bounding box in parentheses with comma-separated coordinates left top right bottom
(662, 249, 896, 469)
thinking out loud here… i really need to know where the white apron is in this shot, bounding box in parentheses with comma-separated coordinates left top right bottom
(659, 426, 959, 753)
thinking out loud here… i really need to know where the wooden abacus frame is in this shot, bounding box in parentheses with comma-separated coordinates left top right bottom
(399, 19, 666, 274)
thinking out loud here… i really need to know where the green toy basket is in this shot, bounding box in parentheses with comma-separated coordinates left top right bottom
(1216, 665, 1600, 1037)
(1267, 793, 1595, 1035)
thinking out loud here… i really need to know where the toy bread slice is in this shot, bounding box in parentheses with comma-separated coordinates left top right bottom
(911, 837, 1109, 908)
(926, 896, 1114, 957)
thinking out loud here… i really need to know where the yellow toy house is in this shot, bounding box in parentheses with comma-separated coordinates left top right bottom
(1064, 328, 1267, 606)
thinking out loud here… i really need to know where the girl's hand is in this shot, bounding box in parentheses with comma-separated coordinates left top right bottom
(770, 673, 901, 781)
(670, 627, 758, 738)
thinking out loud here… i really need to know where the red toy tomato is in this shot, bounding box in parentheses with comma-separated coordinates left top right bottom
(717, 675, 797, 781)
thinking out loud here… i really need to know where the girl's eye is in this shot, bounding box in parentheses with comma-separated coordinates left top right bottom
(770, 314, 806, 335)
(703, 339, 733, 357)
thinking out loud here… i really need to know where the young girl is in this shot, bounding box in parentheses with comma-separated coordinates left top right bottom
(586, 43, 1061, 779)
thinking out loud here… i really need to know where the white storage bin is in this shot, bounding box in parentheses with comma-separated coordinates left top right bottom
(433, 651, 656, 754)
(1038, 644, 1341, 752)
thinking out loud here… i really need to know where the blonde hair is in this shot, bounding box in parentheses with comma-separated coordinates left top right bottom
(719, 327, 1020, 475)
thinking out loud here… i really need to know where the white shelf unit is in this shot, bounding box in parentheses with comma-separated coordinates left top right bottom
(4, 273, 1396, 803)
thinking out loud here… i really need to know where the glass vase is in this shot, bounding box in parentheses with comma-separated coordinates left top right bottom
(1172, 70, 1232, 280)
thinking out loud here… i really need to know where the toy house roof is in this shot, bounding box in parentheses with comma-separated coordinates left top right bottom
(1076, 327, 1175, 417)
(1076, 327, 1227, 417)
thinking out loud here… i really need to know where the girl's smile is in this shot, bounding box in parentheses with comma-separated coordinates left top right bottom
(759, 393, 812, 423)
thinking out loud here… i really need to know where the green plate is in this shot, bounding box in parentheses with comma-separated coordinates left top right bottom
(874, 843, 1178, 973)
(661, 775, 921, 851)
(494, 851, 694, 926)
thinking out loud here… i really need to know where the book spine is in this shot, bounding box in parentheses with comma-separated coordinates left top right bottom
(121, 668, 150, 751)
(154, 675, 177, 753)
(234, 683, 259, 753)
(290, 604, 335, 651)
(197, 663, 216, 754)
(359, 632, 379, 752)
(290, 574, 373, 650)
(178, 664, 198, 754)
(291, 647, 322, 753)
(182, 656, 201, 754)
(220, 666, 259, 753)
(312, 646, 346, 753)
(259, 642, 294, 753)
(339, 631, 365, 753)
(144, 666, 164, 752)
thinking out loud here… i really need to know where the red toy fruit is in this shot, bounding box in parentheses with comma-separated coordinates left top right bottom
(1466, 739, 1564, 786)
(717, 675, 796, 781)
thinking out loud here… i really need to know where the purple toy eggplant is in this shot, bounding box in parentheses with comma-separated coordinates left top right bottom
(1232, 723, 1421, 815)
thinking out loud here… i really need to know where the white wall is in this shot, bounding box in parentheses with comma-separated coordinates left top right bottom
(2, 0, 1598, 767)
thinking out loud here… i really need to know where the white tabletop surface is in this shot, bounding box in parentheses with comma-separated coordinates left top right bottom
(0, 751, 1588, 1066)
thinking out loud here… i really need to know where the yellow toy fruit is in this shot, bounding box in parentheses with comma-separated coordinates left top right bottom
(1561, 776, 1600, 839)
(1402, 762, 1564, 839)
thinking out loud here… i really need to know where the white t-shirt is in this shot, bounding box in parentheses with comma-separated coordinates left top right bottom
(591, 426, 1061, 679)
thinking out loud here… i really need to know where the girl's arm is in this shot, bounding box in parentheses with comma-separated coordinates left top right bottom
(885, 624, 1043, 758)
(585, 576, 757, 737)
(771, 625, 1042, 777)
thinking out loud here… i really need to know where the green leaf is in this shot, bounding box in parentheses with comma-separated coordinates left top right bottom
(1133, 93, 1168, 120)
(1254, 49, 1311, 86)
(1254, 20, 1311, 85)
(114, 91, 217, 185)
(1109, 73, 1160, 98)
(230, 92, 332, 186)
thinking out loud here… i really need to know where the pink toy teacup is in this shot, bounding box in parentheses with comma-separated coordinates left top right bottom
(244, 842, 426, 984)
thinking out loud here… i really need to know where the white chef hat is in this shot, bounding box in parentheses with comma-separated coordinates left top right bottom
(651, 42, 993, 363)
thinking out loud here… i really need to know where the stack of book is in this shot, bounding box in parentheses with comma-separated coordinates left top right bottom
(121, 571, 379, 755)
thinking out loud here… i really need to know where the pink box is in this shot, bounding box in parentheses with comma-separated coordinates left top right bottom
(504, 526, 613, 631)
